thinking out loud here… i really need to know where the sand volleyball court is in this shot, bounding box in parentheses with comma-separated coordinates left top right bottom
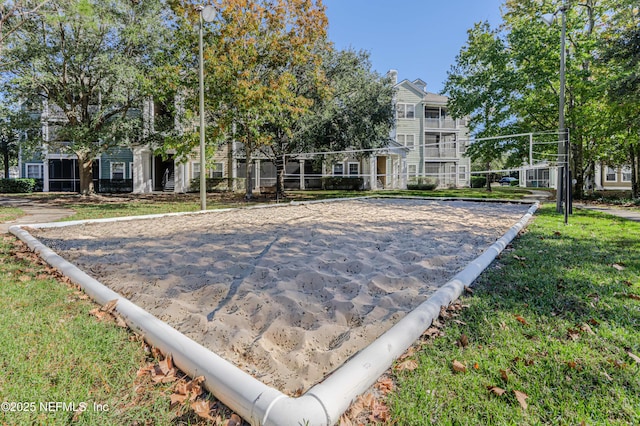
(33, 198, 532, 393)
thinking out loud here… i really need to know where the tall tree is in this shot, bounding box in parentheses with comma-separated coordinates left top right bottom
(443, 21, 519, 191)
(167, 0, 328, 199)
(5, 0, 172, 194)
(262, 48, 395, 197)
(600, 5, 640, 197)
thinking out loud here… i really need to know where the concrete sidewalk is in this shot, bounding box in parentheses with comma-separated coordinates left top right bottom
(0, 197, 74, 233)
(574, 203, 640, 223)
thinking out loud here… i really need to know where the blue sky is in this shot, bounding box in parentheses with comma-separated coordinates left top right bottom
(322, 1, 504, 94)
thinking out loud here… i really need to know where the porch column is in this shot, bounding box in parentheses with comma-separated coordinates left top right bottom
(43, 158, 49, 192)
(299, 159, 305, 190)
(255, 160, 261, 191)
(370, 156, 377, 190)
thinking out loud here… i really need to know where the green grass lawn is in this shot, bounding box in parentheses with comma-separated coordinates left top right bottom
(389, 205, 640, 425)
(0, 237, 184, 425)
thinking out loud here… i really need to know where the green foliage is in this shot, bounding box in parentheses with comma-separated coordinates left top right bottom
(188, 177, 230, 192)
(407, 177, 438, 191)
(6, 0, 172, 194)
(0, 178, 37, 193)
(470, 175, 487, 188)
(321, 177, 364, 191)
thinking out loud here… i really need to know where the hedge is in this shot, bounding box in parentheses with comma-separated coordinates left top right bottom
(407, 177, 437, 191)
(0, 178, 37, 193)
(321, 177, 364, 190)
(470, 176, 487, 188)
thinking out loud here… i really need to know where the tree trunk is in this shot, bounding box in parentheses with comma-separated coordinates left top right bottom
(485, 161, 492, 192)
(2, 143, 9, 179)
(227, 139, 234, 191)
(275, 156, 285, 200)
(244, 146, 254, 200)
(572, 135, 584, 200)
(631, 142, 639, 199)
(78, 156, 95, 195)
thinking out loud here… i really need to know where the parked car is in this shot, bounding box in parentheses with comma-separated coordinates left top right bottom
(499, 176, 517, 185)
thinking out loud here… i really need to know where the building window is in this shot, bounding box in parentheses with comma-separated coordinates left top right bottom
(458, 165, 467, 181)
(396, 103, 415, 119)
(621, 166, 632, 182)
(605, 166, 616, 182)
(26, 163, 43, 179)
(333, 164, 344, 175)
(212, 162, 224, 178)
(408, 164, 417, 177)
(397, 134, 415, 149)
(110, 162, 125, 179)
(192, 162, 201, 179)
(348, 162, 359, 176)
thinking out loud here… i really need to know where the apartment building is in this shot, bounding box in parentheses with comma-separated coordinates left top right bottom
(390, 70, 471, 188)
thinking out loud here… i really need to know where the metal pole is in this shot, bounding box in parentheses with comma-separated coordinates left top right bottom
(198, 9, 207, 211)
(556, 1, 567, 214)
(559, 2, 568, 222)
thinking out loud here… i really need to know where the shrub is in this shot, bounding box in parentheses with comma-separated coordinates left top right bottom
(321, 177, 363, 190)
(510, 180, 520, 186)
(0, 178, 37, 193)
(470, 176, 486, 188)
(407, 177, 437, 190)
(189, 177, 229, 192)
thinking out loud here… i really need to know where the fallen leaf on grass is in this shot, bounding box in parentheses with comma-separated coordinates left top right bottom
(627, 351, 640, 364)
(513, 255, 527, 261)
(500, 369, 510, 382)
(226, 413, 242, 426)
(612, 263, 626, 271)
(458, 333, 469, 348)
(375, 377, 394, 395)
(102, 299, 118, 313)
(452, 360, 467, 373)
(567, 361, 578, 369)
(473, 362, 480, 370)
(514, 315, 528, 325)
(396, 359, 418, 371)
(487, 386, 506, 396)
(513, 390, 528, 410)
(191, 399, 215, 421)
(579, 323, 596, 335)
(628, 294, 640, 301)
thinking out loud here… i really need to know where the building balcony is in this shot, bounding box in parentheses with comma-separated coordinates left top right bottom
(424, 118, 458, 129)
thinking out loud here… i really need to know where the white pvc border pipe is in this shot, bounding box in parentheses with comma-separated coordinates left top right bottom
(10, 198, 539, 425)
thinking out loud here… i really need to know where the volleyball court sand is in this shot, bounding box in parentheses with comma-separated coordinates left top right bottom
(33, 198, 531, 394)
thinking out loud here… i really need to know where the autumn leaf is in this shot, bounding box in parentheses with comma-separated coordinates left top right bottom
(473, 362, 480, 370)
(612, 263, 625, 271)
(514, 315, 528, 325)
(452, 360, 467, 373)
(627, 351, 640, 364)
(567, 361, 577, 369)
(170, 392, 188, 407)
(627, 294, 640, 301)
(191, 399, 215, 421)
(458, 333, 469, 348)
(375, 377, 394, 395)
(500, 368, 510, 382)
(102, 299, 118, 313)
(513, 390, 528, 410)
(226, 413, 242, 426)
(487, 385, 506, 396)
(396, 359, 418, 371)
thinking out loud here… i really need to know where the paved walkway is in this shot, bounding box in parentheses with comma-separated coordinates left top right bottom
(574, 203, 640, 222)
(0, 197, 75, 234)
